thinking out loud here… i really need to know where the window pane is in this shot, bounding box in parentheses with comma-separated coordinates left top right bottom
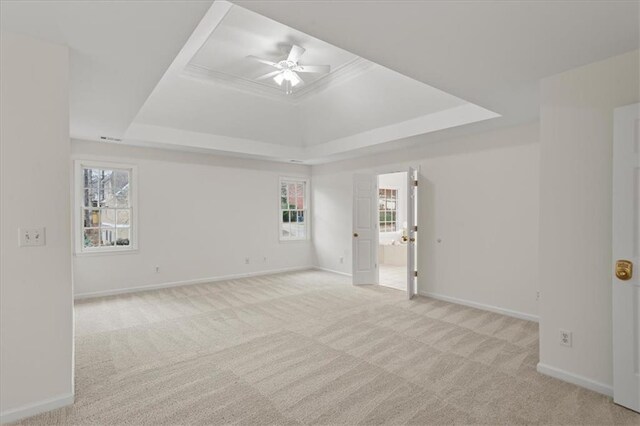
(282, 210, 290, 223)
(83, 209, 100, 228)
(101, 209, 116, 229)
(83, 168, 100, 190)
(287, 183, 296, 207)
(281, 221, 291, 239)
(101, 229, 115, 247)
(386, 200, 396, 210)
(113, 170, 130, 207)
(101, 170, 125, 208)
(116, 228, 130, 246)
(84, 187, 99, 208)
(83, 229, 100, 247)
(116, 209, 130, 228)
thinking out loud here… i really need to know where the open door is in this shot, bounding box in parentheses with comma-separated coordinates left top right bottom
(353, 173, 378, 285)
(406, 167, 418, 298)
(612, 103, 640, 413)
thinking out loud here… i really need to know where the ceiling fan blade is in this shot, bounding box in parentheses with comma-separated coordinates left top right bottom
(296, 64, 331, 74)
(247, 55, 278, 68)
(287, 45, 305, 63)
(255, 70, 281, 81)
(289, 71, 302, 87)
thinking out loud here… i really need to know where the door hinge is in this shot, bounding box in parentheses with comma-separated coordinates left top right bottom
(413, 225, 418, 232)
(413, 180, 418, 187)
(414, 270, 418, 277)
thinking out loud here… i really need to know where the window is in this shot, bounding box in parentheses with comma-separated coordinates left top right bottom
(379, 188, 398, 232)
(75, 161, 137, 253)
(280, 177, 309, 241)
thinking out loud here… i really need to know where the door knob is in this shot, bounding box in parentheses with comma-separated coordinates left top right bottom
(615, 259, 633, 281)
(353, 233, 359, 238)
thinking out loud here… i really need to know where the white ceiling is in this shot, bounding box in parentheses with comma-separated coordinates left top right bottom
(128, 1, 497, 162)
(1, 0, 638, 163)
(237, 0, 640, 132)
(0, 0, 212, 143)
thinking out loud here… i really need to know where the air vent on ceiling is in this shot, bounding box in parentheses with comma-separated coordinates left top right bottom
(100, 136, 122, 142)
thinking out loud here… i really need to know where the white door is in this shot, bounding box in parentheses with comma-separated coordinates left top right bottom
(406, 167, 418, 298)
(353, 173, 378, 285)
(612, 103, 640, 413)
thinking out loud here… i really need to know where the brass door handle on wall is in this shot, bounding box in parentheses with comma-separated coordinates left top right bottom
(353, 233, 359, 238)
(615, 259, 633, 281)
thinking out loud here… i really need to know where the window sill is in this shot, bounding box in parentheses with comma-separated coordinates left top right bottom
(75, 248, 139, 257)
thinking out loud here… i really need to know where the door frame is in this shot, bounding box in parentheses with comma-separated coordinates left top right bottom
(357, 165, 419, 295)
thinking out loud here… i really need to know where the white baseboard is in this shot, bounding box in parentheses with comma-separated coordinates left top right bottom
(0, 393, 74, 424)
(536, 362, 613, 397)
(74, 266, 314, 299)
(418, 291, 539, 322)
(313, 266, 352, 277)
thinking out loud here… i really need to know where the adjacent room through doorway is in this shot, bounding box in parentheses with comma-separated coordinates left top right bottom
(378, 171, 408, 291)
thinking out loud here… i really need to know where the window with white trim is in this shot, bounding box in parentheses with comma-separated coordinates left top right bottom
(379, 188, 398, 232)
(280, 177, 308, 241)
(76, 161, 137, 253)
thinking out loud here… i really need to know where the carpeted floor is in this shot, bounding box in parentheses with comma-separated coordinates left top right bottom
(13, 270, 640, 425)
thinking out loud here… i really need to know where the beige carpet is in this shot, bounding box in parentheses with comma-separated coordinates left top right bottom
(13, 270, 640, 425)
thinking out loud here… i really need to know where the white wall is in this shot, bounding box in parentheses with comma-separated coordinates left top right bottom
(72, 140, 313, 297)
(378, 172, 407, 245)
(0, 33, 73, 421)
(313, 123, 540, 319)
(538, 50, 640, 392)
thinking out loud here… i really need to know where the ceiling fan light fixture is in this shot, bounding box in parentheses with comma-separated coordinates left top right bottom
(251, 44, 330, 94)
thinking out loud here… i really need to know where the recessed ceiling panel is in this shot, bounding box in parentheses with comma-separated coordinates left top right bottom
(127, 0, 500, 163)
(188, 5, 358, 96)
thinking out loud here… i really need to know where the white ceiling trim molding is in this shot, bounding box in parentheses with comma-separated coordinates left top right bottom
(305, 103, 500, 160)
(124, 104, 499, 164)
(182, 57, 374, 104)
(125, 123, 306, 161)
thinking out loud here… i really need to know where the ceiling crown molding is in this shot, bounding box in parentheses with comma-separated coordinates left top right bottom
(182, 57, 374, 104)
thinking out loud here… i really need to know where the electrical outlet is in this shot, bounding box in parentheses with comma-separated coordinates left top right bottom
(245, 257, 250, 264)
(19, 227, 45, 247)
(339, 257, 344, 264)
(559, 330, 572, 347)
(155, 266, 160, 273)
(536, 291, 540, 301)
(263, 257, 267, 263)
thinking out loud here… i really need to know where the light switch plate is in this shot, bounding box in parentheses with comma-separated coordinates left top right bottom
(19, 227, 46, 247)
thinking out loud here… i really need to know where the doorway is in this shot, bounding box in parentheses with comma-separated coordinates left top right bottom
(352, 167, 418, 298)
(378, 172, 408, 291)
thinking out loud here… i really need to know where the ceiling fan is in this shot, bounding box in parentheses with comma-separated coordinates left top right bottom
(248, 45, 331, 95)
